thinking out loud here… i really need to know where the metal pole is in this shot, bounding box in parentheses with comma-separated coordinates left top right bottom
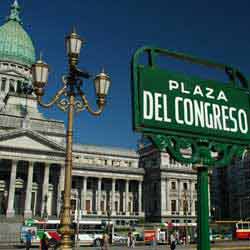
(195, 164, 210, 250)
(58, 92, 75, 250)
(76, 198, 80, 250)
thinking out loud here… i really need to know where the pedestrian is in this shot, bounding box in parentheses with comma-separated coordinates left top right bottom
(170, 233, 176, 250)
(151, 235, 157, 250)
(131, 233, 135, 248)
(40, 233, 49, 250)
(127, 231, 132, 248)
(102, 232, 109, 250)
(25, 229, 32, 250)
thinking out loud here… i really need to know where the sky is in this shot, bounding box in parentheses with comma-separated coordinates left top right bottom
(2, 0, 250, 150)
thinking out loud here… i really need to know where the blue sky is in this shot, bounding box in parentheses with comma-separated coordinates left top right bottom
(2, 0, 250, 149)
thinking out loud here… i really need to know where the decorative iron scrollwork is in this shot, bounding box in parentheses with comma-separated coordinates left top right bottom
(57, 98, 69, 112)
(74, 99, 86, 112)
(147, 133, 245, 167)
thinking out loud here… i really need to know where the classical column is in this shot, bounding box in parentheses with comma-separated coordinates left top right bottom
(177, 179, 181, 214)
(138, 180, 142, 215)
(6, 160, 17, 217)
(161, 178, 167, 216)
(125, 179, 129, 215)
(57, 165, 65, 217)
(189, 180, 193, 216)
(81, 177, 87, 215)
(166, 178, 169, 215)
(122, 190, 126, 214)
(97, 178, 102, 215)
(24, 161, 34, 218)
(41, 163, 50, 217)
(111, 178, 116, 215)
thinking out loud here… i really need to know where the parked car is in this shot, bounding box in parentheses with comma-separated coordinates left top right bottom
(113, 233, 127, 244)
(212, 233, 223, 240)
(133, 231, 143, 241)
(223, 232, 232, 240)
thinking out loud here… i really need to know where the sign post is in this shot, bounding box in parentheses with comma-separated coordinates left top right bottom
(131, 46, 250, 250)
(196, 165, 210, 250)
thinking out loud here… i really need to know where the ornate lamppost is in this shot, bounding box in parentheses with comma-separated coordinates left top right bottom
(31, 30, 111, 250)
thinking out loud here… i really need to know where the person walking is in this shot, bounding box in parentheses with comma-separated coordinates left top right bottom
(40, 233, 49, 250)
(102, 232, 109, 250)
(170, 233, 176, 250)
(25, 229, 32, 250)
(131, 233, 135, 248)
(127, 231, 132, 248)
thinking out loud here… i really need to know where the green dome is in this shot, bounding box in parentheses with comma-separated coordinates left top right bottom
(0, 1, 35, 67)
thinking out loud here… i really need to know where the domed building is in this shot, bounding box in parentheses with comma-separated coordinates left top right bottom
(0, 0, 34, 105)
(0, 1, 144, 227)
(0, 1, 198, 235)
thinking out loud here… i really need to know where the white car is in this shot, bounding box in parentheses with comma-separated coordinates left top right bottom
(113, 234, 127, 244)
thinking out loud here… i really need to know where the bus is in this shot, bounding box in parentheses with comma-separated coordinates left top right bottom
(20, 219, 60, 247)
(20, 218, 113, 246)
(235, 221, 250, 240)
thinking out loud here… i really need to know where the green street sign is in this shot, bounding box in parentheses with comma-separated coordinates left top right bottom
(132, 47, 250, 146)
(137, 66, 250, 145)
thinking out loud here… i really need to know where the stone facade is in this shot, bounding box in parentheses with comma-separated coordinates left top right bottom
(211, 156, 250, 221)
(139, 145, 197, 225)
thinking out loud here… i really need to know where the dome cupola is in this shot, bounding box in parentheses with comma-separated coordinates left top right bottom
(0, 0, 35, 67)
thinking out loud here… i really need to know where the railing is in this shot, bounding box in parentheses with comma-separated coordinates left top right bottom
(0, 215, 24, 223)
(0, 232, 20, 245)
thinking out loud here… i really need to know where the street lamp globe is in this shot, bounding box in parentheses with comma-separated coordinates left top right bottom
(66, 31, 83, 58)
(94, 69, 111, 99)
(32, 59, 49, 95)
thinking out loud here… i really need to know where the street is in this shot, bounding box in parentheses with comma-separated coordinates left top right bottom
(2, 241, 250, 250)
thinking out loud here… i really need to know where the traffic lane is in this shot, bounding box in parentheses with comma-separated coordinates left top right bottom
(2, 241, 250, 250)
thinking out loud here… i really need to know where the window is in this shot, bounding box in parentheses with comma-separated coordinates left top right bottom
(9, 79, 15, 92)
(101, 201, 104, 212)
(1, 78, 6, 91)
(152, 158, 157, 166)
(171, 200, 176, 212)
(195, 183, 197, 190)
(183, 182, 188, 190)
(171, 182, 176, 190)
(153, 182, 157, 192)
(183, 200, 188, 213)
(154, 200, 157, 210)
(86, 200, 91, 213)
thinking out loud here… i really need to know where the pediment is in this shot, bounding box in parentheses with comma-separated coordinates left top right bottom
(0, 129, 65, 153)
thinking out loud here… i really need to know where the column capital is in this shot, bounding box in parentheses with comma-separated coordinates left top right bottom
(11, 159, 18, 165)
(28, 161, 35, 167)
(44, 162, 50, 167)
